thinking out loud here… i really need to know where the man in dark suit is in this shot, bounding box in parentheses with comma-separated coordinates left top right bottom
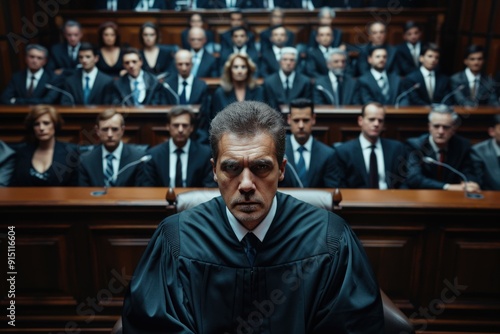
(1, 44, 61, 105)
(355, 21, 399, 77)
(47, 20, 83, 77)
(405, 105, 480, 192)
(0, 141, 15, 187)
(263, 47, 312, 112)
(166, 49, 208, 105)
(259, 9, 295, 53)
(196, 0, 263, 8)
(61, 42, 114, 106)
(260, 25, 291, 77)
(131, 0, 166, 10)
(186, 27, 219, 78)
(219, 26, 259, 72)
(142, 106, 216, 187)
(306, 25, 337, 78)
(451, 45, 499, 107)
(471, 114, 500, 190)
(79, 109, 146, 187)
(284, 98, 336, 188)
(313, 48, 359, 106)
(307, 7, 343, 49)
(396, 21, 423, 77)
(357, 46, 405, 105)
(218, 10, 256, 51)
(332, 102, 407, 189)
(109, 48, 166, 106)
(403, 43, 452, 106)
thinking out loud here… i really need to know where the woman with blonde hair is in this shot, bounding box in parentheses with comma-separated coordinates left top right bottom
(9, 105, 79, 186)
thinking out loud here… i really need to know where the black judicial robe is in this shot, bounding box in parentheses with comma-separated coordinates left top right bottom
(123, 192, 384, 333)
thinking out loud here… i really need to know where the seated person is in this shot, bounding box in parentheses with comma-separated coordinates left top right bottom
(109, 47, 167, 106)
(197, 0, 263, 9)
(141, 106, 215, 187)
(9, 105, 79, 186)
(259, 8, 295, 53)
(181, 13, 215, 54)
(218, 10, 256, 51)
(405, 105, 480, 192)
(284, 98, 336, 188)
(263, 47, 312, 111)
(332, 102, 407, 189)
(307, 7, 343, 49)
(403, 43, 452, 106)
(0, 141, 15, 187)
(219, 26, 259, 74)
(314, 48, 359, 106)
(96, 21, 125, 78)
(46, 20, 84, 77)
(451, 45, 499, 107)
(260, 25, 293, 77)
(211, 53, 264, 120)
(306, 25, 338, 78)
(186, 27, 219, 78)
(61, 42, 114, 106)
(357, 46, 405, 105)
(471, 114, 500, 190)
(139, 22, 175, 78)
(79, 109, 145, 187)
(396, 21, 424, 77)
(1, 44, 61, 105)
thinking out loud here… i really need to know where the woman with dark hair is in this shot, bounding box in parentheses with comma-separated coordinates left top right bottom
(96, 21, 125, 78)
(139, 22, 175, 77)
(9, 105, 79, 186)
(210, 53, 263, 120)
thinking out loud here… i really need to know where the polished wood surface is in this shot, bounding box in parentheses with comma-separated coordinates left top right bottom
(0, 187, 499, 332)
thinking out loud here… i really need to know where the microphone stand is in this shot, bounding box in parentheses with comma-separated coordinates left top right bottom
(45, 84, 75, 107)
(316, 85, 337, 108)
(284, 154, 304, 188)
(441, 84, 464, 105)
(395, 83, 420, 109)
(163, 82, 180, 105)
(91, 155, 152, 196)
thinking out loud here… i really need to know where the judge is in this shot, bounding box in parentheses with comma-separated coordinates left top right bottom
(122, 101, 384, 333)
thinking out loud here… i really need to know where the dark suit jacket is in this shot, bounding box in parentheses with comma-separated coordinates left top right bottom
(403, 69, 452, 106)
(259, 27, 295, 53)
(332, 137, 407, 189)
(61, 69, 114, 105)
(405, 134, 478, 189)
(284, 136, 336, 188)
(181, 29, 215, 51)
(450, 71, 499, 107)
(165, 75, 208, 105)
(305, 47, 329, 78)
(1, 69, 61, 105)
(313, 73, 359, 106)
(197, 0, 263, 8)
(219, 29, 256, 54)
(183, 51, 219, 78)
(9, 141, 79, 186)
(263, 72, 312, 111)
(260, 48, 281, 77)
(357, 71, 404, 105)
(0, 141, 15, 186)
(109, 71, 165, 106)
(274, 0, 325, 7)
(130, 0, 166, 8)
(141, 140, 215, 187)
(396, 42, 421, 77)
(47, 42, 81, 76)
(307, 28, 343, 49)
(79, 144, 145, 187)
(471, 139, 500, 190)
(356, 43, 400, 77)
(95, 0, 133, 9)
(210, 85, 264, 119)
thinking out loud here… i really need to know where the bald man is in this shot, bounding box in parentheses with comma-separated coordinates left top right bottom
(187, 27, 219, 78)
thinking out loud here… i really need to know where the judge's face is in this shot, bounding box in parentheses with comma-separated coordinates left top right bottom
(123, 53, 143, 78)
(142, 27, 157, 47)
(26, 49, 47, 72)
(428, 112, 455, 148)
(368, 49, 387, 72)
(33, 113, 55, 142)
(288, 107, 315, 145)
(358, 104, 385, 143)
(212, 132, 286, 230)
(167, 113, 193, 148)
(231, 57, 248, 82)
(79, 50, 99, 72)
(420, 50, 439, 71)
(96, 114, 124, 152)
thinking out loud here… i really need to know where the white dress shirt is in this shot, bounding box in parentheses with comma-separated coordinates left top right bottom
(359, 135, 387, 190)
(82, 67, 99, 91)
(26, 68, 44, 92)
(227, 196, 277, 242)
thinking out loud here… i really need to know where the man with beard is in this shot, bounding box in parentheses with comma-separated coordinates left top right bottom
(79, 109, 146, 186)
(141, 106, 216, 187)
(122, 100, 384, 333)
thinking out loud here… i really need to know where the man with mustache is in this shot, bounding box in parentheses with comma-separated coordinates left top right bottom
(123, 101, 384, 333)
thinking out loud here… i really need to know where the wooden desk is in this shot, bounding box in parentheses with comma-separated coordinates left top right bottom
(0, 187, 499, 333)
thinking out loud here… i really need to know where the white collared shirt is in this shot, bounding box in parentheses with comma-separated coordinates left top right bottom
(169, 139, 191, 188)
(407, 42, 421, 65)
(177, 74, 194, 101)
(67, 43, 81, 60)
(319, 45, 330, 58)
(233, 45, 248, 55)
(26, 68, 44, 91)
(107, 0, 117, 10)
(279, 70, 295, 90)
(290, 135, 313, 171)
(129, 71, 146, 103)
(465, 67, 481, 91)
(272, 45, 282, 61)
(227, 196, 277, 242)
(328, 71, 340, 96)
(135, 0, 155, 10)
(420, 66, 435, 95)
(359, 134, 387, 189)
(191, 48, 204, 63)
(82, 67, 99, 91)
(371, 68, 388, 89)
(102, 141, 123, 182)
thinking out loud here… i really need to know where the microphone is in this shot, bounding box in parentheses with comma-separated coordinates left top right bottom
(163, 82, 180, 105)
(395, 83, 420, 109)
(91, 155, 152, 196)
(316, 85, 337, 107)
(120, 91, 138, 107)
(422, 156, 483, 199)
(45, 84, 75, 107)
(441, 84, 464, 105)
(283, 154, 304, 188)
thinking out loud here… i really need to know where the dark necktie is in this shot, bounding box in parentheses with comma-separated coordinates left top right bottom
(296, 146, 307, 187)
(471, 78, 479, 101)
(369, 145, 379, 189)
(242, 232, 260, 266)
(175, 148, 183, 187)
(27, 75, 36, 97)
(336, 75, 343, 105)
(84, 76, 91, 104)
(285, 77, 290, 100)
(104, 154, 115, 187)
(179, 80, 188, 105)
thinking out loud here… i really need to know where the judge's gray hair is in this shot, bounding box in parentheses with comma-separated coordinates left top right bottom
(209, 101, 286, 164)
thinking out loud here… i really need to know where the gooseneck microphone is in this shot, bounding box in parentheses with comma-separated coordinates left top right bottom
(163, 82, 180, 105)
(316, 85, 337, 107)
(395, 83, 420, 109)
(441, 84, 465, 105)
(422, 156, 483, 199)
(120, 90, 138, 107)
(91, 155, 152, 196)
(45, 84, 75, 107)
(283, 154, 304, 188)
